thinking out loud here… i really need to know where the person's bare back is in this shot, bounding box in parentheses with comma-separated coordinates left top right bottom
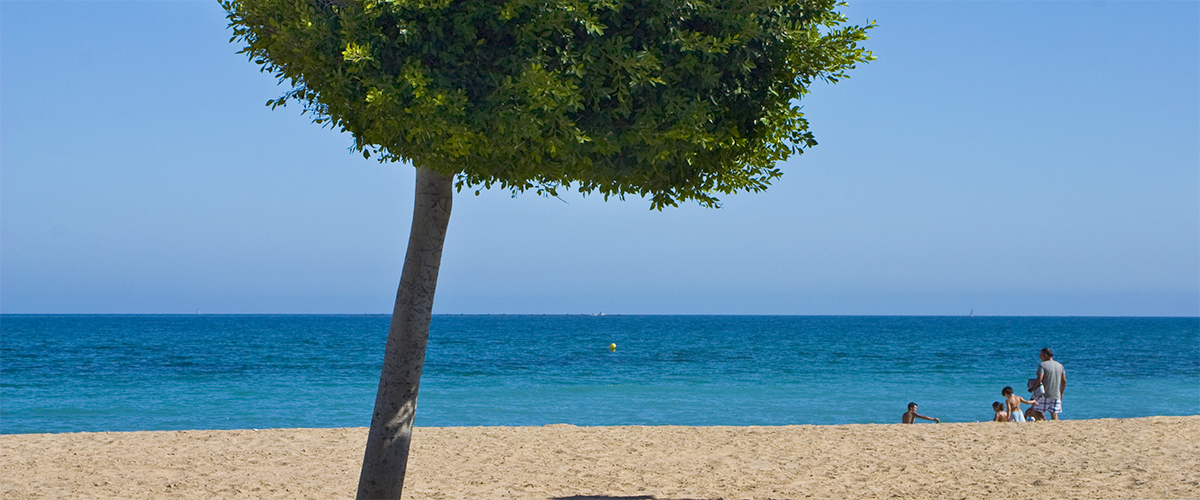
(1002, 386, 1034, 422)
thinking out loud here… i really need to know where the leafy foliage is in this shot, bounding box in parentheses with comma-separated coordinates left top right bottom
(223, 0, 873, 208)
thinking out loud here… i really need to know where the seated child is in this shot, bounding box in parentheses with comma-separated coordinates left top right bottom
(1002, 386, 1035, 422)
(992, 401, 1009, 422)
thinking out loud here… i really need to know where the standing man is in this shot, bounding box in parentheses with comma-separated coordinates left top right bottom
(1034, 347, 1067, 420)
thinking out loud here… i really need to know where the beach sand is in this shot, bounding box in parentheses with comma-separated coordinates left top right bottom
(2, 416, 1196, 499)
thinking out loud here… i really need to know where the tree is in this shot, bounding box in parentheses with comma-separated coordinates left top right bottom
(222, 0, 872, 497)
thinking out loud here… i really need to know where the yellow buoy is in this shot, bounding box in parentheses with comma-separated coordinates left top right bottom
(609, 343, 617, 352)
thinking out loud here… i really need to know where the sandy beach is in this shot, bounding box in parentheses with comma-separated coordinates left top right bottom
(2, 416, 1196, 499)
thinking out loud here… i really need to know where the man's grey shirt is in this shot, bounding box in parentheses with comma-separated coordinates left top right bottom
(1038, 360, 1065, 400)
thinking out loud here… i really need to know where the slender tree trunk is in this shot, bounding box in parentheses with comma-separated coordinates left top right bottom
(357, 167, 453, 500)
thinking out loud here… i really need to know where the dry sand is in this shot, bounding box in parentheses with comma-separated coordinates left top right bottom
(2, 416, 1197, 499)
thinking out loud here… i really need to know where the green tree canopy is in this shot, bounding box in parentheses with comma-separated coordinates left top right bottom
(223, 2, 871, 497)
(224, 0, 873, 208)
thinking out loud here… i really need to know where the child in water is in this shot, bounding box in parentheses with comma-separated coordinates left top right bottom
(1002, 386, 1035, 422)
(992, 402, 1009, 422)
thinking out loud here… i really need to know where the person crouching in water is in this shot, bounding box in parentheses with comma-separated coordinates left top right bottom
(1002, 386, 1035, 422)
(902, 402, 939, 423)
(1025, 378, 1046, 421)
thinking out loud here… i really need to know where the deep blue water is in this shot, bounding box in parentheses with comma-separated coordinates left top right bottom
(1, 315, 1197, 434)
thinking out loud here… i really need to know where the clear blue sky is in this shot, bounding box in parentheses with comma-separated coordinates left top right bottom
(2, 1, 1197, 315)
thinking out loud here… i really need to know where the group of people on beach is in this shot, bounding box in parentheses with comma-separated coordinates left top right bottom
(903, 347, 1067, 424)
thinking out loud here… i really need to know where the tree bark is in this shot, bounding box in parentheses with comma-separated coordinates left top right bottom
(357, 167, 453, 500)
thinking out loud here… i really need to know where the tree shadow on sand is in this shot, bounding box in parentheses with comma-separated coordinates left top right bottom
(552, 497, 657, 500)
(552, 496, 748, 500)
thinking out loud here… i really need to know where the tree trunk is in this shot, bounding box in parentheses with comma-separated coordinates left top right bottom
(357, 167, 453, 500)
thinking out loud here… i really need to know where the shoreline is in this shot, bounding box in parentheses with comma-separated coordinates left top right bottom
(3, 416, 1197, 499)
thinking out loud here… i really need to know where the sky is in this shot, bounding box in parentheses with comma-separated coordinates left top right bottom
(1, 1, 1197, 316)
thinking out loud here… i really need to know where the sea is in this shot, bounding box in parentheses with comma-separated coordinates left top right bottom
(1, 315, 1196, 434)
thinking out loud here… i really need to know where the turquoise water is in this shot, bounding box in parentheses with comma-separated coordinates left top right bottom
(1, 315, 1196, 434)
